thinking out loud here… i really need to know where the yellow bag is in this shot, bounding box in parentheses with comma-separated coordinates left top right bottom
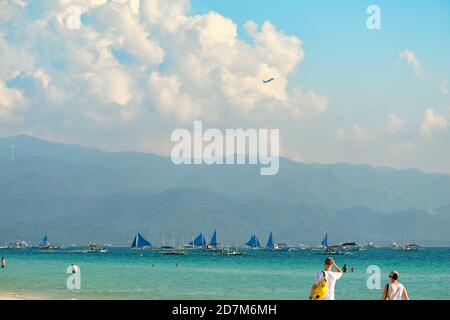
(310, 271, 328, 300)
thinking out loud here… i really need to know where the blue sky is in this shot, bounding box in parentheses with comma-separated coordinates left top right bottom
(189, 0, 450, 171)
(0, 0, 449, 173)
(191, 0, 450, 117)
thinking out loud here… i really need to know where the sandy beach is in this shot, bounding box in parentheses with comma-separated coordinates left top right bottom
(0, 292, 42, 300)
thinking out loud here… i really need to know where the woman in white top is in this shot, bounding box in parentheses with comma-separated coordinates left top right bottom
(381, 271, 410, 300)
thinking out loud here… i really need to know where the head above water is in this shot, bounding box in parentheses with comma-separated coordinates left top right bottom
(389, 271, 399, 282)
(324, 257, 334, 270)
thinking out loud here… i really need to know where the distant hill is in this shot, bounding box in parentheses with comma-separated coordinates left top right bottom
(0, 135, 449, 246)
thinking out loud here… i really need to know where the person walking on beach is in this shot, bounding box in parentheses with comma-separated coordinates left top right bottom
(381, 271, 410, 300)
(310, 257, 343, 300)
(1, 256, 5, 270)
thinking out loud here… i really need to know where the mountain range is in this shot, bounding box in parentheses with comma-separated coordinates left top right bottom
(0, 135, 449, 246)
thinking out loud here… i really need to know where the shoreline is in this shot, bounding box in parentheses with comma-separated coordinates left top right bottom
(0, 292, 46, 300)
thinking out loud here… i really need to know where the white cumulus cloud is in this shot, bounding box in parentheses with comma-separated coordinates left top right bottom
(420, 108, 448, 137)
(399, 49, 424, 79)
(0, 0, 328, 153)
(0, 80, 28, 122)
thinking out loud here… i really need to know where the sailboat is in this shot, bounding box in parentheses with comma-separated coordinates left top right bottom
(311, 233, 327, 251)
(245, 234, 261, 249)
(265, 231, 281, 250)
(317, 233, 344, 255)
(160, 231, 187, 255)
(189, 233, 206, 249)
(207, 230, 221, 250)
(130, 233, 152, 250)
(38, 235, 60, 250)
(321, 233, 328, 248)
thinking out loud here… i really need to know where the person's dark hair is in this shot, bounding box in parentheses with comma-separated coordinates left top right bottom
(391, 271, 399, 280)
(324, 257, 334, 266)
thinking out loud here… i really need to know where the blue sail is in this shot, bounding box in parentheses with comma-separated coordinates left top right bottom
(266, 232, 274, 248)
(209, 230, 218, 247)
(41, 235, 48, 246)
(321, 233, 328, 247)
(189, 233, 206, 247)
(246, 235, 261, 248)
(245, 235, 255, 247)
(131, 233, 151, 248)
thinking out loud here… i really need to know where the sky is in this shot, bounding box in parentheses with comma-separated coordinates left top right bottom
(1, 0, 449, 173)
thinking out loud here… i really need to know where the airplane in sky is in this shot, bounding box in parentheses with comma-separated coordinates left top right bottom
(263, 78, 275, 84)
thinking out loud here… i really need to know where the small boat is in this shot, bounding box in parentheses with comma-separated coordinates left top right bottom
(0, 243, 8, 249)
(390, 242, 402, 249)
(277, 243, 290, 250)
(160, 250, 187, 256)
(366, 241, 376, 249)
(10, 240, 28, 249)
(130, 233, 152, 250)
(87, 242, 108, 253)
(402, 242, 422, 251)
(159, 231, 190, 254)
(317, 234, 346, 254)
(38, 235, 60, 250)
(217, 245, 243, 256)
(340, 242, 364, 251)
(325, 245, 346, 255)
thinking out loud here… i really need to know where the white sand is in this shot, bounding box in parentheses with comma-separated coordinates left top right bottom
(0, 292, 44, 300)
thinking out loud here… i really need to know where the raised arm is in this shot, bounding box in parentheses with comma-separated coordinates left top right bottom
(333, 262, 342, 273)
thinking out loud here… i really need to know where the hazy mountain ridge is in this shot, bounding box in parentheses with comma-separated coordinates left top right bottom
(0, 135, 449, 246)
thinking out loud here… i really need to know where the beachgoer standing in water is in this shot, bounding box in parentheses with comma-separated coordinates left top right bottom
(343, 264, 348, 273)
(311, 257, 343, 300)
(381, 271, 410, 300)
(1, 256, 5, 270)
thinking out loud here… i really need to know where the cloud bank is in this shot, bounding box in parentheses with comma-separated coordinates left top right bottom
(0, 0, 328, 152)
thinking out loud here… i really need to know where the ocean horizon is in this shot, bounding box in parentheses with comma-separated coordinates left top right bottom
(1, 247, 449, 300)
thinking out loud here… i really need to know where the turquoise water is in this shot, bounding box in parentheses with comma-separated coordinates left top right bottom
(1, 248, 449, 300)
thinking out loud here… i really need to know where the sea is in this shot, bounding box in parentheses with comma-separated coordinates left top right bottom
(1, 247, 449, 300)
